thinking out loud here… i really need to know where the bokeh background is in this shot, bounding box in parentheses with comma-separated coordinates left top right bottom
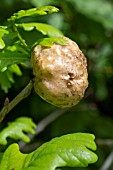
(0, 0, 113, 169)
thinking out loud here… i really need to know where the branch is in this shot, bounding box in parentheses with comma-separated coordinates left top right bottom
(0, 80, 33, 123)
(97, 138, 113, 147)
(99, 150, 113, 170)
(19, 108, 69, 151)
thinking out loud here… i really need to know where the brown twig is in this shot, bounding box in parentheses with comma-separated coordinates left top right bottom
(97, 139, 113, 147)
(99, 150, 113, 170)
(0, 80, 33, 123)
(19, 108, 69, 151)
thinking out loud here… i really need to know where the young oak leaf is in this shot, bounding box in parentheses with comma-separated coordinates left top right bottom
(0, 67, 16, 93)
(8, 6, 59, 22)
(0, 47, 29, 71)
(0, 117, 36, 145)
(0, 27, 9, 49)
(23, 133, 98, 170)
(0, 133, 98, 170)
(38, 37, 69, 47)
(0, 144, 27, 170)
(16, 23, 63, 37)
(0, 64, 22, 93)
(0, 50, 29, 92)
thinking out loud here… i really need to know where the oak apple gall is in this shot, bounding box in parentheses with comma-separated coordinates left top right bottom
(31, 36, 88, 108)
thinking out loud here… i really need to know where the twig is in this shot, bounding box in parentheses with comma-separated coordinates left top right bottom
(0, 80, 33, 123)
(99, 150, 113, 170)
(97, 139, 113, 147)
(19, 108, 69, 150)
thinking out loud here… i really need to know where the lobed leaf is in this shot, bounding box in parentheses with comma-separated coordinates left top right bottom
(0, 117, 36, 145)
(0, 46, 30, 71)
(23, 133, 98, 170)
(8, 6, 59, 22)
(0, 144, 27, 170)
(0, 40, 29, 93)
(38, 37, 69, 47)
(0, 51, 29, 71)
(16, 23, 63, 37)
(0, 67, 15, 93)
(8, 64, 22, 76)
(0, 64, 23, 93)
(0, 133, 98, 170)
(0, 27, 9, 49)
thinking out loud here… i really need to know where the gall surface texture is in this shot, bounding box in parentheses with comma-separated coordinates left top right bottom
(32, 36, 88, 108)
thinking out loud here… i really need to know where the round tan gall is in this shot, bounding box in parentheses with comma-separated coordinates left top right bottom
(31, 36, 88, 108)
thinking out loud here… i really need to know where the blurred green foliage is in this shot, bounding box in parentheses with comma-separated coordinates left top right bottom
(0, 0, 113, 169)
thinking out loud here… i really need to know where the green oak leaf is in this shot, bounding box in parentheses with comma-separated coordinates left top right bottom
(0, 117, 36, 145)
(8, 6, 59, 22)
(0, 67, 15, 93)
(16, 23, 63, 37)
(0, 27, 9, 49)
(0, 44, 30, 71)
(0, 152, 3, 164)
(0, 50, 29, 71)
(8, 64, 22, 76)
(38, 37, 69, 47)
(23, 133, 98, 170)
(0, 133, 98, 170)
(0, 144, 27, 170)
(0, 64, 22, 93)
